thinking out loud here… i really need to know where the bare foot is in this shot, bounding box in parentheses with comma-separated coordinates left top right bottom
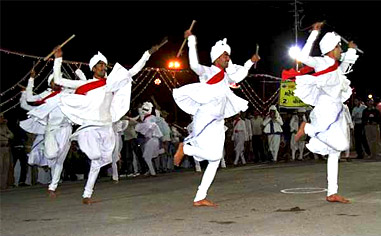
(47, 190, 56, 199)
(82, 197, 101, 205)
(193, 199, 218, 207)
(295, 121, 307, 142)
(326, 194, 350, 204)
(174, 142, 185, 166)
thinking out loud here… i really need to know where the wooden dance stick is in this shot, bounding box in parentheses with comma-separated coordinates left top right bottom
(157, 36, 169, 49)
(43, 34, 76, 61)
(336, 33, 364, 54)
(254, 44, 259, 69)
(176, 20, 196, 58)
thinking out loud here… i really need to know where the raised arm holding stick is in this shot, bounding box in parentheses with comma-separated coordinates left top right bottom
(176, 20, 196, 58)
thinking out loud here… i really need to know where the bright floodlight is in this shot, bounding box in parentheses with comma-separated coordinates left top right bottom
(168, 60, 181, 69)
(368, 94, 373, 99)
(289, 46, 301, 59)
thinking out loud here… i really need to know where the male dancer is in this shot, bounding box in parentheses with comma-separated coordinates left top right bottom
(55, 44, 160, 204)
(173, 29, 260, 206)
(294, 22, 359, 203)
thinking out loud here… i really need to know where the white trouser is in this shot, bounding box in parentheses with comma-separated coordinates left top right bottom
(194, 159, 221, 202)
(327, 152, 340, 196)
(77, 126, 115, 198)
(194, 159, 202, 172)
(234, 150, 246, 165)
(195, 158, 226, 172)
(268, 134, 281, 161)
(83, 161, 101, 198)
(111, 134, 122, 181)
(47, 125, 72, 191)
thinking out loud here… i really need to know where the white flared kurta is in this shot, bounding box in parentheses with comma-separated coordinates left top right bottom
(294, 30, 358, 155)
(173, 35, 253, 162)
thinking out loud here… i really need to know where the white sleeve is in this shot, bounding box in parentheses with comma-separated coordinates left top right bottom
(187, 35, 209, 77)
(127, 51, 151, 78)
(75, 69, 87, 81)
(339, 48, 358, 73)
(53, 58, 88, 89)
(25, 78, 49, 102)
(225, 60, 253, 83)
(19, 91, 35, 111)
(296, 30, 321, 68)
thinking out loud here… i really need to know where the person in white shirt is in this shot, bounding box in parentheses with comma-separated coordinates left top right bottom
(135, 102, 163, 176)
(294, 22, 359, 203)
(244, 113, 253, 161)
(263, 105, 283, 162)
(172, 29, 260, 207)
(232, 113, 247, 165)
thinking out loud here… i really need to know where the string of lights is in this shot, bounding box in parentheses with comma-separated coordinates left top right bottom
(240, 83, 265, 111)
(239, 83, 262, 113)
(131, 69, 153, 93)
(247, 73, 282, 81)
(0, 59, 52, 108)
(244, 80, 280, 105)
(0, 48, 90, 66)
(160, 70, 176, 88)
(243, 81, 265, 104)
(158, 70, 174, 93)
(131, 71, 158, 103)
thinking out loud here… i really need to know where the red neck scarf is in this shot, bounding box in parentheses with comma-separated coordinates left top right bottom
(75, 78, 106, 95)
(143, 114, 152, 121)
(281, 61, 339, 81)
(207, 65, 225, 84)
(34, 89, 61, 105)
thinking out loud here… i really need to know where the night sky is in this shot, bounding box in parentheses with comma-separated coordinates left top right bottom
(1, 0, 379, 125)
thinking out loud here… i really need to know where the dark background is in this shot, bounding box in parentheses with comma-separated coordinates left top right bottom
(1, 0, 380, 126)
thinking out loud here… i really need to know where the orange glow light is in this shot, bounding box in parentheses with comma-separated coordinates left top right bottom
(168, 60, 181, 69)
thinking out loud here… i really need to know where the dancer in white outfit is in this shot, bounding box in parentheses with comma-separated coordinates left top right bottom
(55, 44, 160, 204)
(173, 29, 260, 207)
(135, 102, 163, 176)
(294, 22, 359, 203)
(21, 56, 85, 198)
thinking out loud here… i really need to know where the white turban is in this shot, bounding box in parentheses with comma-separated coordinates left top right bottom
(210, 38, 231, 63)
(319, 32, 341, 55)
(141, 102, 154, 115)
(89, 51, 108, 71)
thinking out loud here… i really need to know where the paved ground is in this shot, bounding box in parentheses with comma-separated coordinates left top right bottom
(1, 158, 381, 236)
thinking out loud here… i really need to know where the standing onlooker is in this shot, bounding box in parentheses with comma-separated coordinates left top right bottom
(250, 110, 266, 163)
(244, 112, 253, 162)
(10, 119, 29, 187)
(0, 115, 14, 190)
(362, 99, 381, 159)
(263, 105, 283, 162)
(232, 113, 247, 166)
(290, 108, 307, 161)
(352, 97, 370, 159)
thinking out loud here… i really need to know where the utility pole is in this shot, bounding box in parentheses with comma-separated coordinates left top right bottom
(289, 0, 303, 71)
